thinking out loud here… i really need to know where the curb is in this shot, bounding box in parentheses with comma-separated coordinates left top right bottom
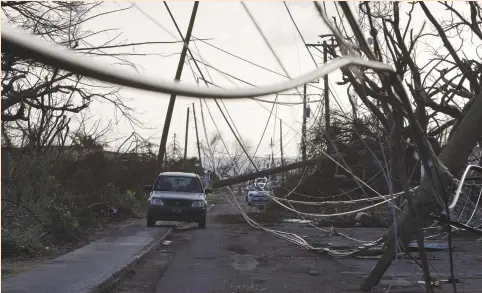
(89, 225, 176, 293)
(89, 203, 217, 293)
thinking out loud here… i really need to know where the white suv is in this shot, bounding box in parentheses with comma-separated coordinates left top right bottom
(144, 172, 211, 228)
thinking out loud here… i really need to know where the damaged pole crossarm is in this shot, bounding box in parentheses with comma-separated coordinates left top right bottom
(361, 91, 482, 292)
(211, 152, 345, 189)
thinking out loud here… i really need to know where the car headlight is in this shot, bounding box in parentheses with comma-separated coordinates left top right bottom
(192, 200, 207, 208)
(150, 198, 163, 205)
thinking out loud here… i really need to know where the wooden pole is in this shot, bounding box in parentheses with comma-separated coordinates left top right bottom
(173, 133, 177, 159)
(323, 40, 331, 153)
(183, 106, 190, 162)
(212, 152, 345, 189)
(280, 119, 284, 184)
(157, 2, 199, 171)
(192, 103, 202, 168)
(302, 84, 307, 161)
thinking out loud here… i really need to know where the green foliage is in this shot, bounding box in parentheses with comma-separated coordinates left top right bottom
(1, 147, 205, 258)
(0, 148, 158, 258)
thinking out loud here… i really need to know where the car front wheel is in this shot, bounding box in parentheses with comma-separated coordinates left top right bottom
(198, 217, 207, 229)
(146, 214, 156, 227)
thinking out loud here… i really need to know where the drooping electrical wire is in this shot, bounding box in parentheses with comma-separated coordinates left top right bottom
(2, 25, 396, 100)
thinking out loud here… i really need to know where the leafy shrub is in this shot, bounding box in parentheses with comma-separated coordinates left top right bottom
(1, 148, 199, 258)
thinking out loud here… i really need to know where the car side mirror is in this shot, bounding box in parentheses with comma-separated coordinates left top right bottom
(205, 188, 212, 194)
(144, 185, 153, 193)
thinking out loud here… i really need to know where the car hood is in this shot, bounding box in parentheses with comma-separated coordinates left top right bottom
(150, 190, 205, 201)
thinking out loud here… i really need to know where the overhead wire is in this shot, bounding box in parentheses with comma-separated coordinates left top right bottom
(202, 2, 385, 252)
(157, 5, 231, 169)
(147, 3, 402, 224)
(188, 17, 406, 221)
(253, 95, 278, 158)
(162, 1, 258, 172)
(193, 37, 287, 78)
(136, 1, 337, 140)
(10, 1, 468, 257)
(236, 5, 406, 222)
(281, 3, 402, 213)
(241, 2, 293, 80)
(154, 2, 224, 170)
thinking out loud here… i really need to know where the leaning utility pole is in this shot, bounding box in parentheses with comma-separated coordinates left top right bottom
(301, 84, 307, 162)
(157, 1, 199, 171)
(192, 103, 202, 168)
(183, 106, 190, 162)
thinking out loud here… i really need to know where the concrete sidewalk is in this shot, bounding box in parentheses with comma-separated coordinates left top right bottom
(2, 220, 174, 293)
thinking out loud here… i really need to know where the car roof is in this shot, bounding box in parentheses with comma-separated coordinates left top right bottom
(158, 172, 199, 178)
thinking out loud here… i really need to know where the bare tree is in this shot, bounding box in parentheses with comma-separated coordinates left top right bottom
(316, 2, 482, 290)
(201, 133, 251, 178)
(1, 2, 166, 148)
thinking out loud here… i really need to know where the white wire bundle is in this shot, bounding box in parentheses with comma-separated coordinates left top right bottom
(449, 165, 482, 229)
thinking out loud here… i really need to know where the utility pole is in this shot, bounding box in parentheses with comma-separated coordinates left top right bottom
(324, 39, 331, 153)
(280, 119, 284, 184)
(192, 103, 202, 168)
(183, 106, 190, 162)
(173, 133, 177, 159)
(157, 2, 199, 171)
(302, 84, 307, 162)
(306, 37, 336, 153)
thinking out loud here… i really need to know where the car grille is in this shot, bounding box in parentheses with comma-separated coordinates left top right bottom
(253, 192, 269, 197)
(163, 199, 193, 207)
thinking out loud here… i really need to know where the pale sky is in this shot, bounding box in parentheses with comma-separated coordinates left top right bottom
(81, 1, 356, 160)
(7, 1, 476, 162)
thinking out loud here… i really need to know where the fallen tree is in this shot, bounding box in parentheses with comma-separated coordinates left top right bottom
(361, 90, 482, 291)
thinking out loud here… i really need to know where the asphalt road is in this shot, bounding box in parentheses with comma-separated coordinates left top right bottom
(110, 194, 482, 293)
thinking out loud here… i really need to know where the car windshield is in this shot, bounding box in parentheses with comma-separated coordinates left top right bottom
(255, 178, 267, 184)
(153, 175, 203, 193)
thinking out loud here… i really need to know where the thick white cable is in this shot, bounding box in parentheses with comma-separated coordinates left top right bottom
(205, 139, 370, 255)
(465, 188, 482, 225)
(269, 189, 409, 205)
(2, 25, 395, 100)
(268, 191, 400, 218)
(199, 117, 318, 251)
(450, 164, 482, 210)
(278, 161, 392, 200)
(271, 168, 380, 245)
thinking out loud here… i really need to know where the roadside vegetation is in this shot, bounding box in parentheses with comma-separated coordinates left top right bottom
(0, 2, 205, 258)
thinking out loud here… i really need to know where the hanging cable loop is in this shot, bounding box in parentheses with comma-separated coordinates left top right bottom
(2, 25, 395, 100)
